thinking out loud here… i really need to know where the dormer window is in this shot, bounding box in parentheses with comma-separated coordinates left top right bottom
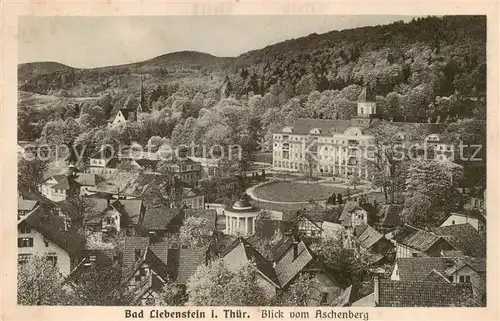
(283, 127, 294, 133)
(397, 133, 405, 140)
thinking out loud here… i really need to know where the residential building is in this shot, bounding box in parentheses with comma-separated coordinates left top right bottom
(140, 207, 184, 238)
(271, 88, 446, 179)
(431, 224, 486, 257)
(18, 197, 38, 221)
(84, 198, 145, 235)
(440, 210, 485, 233)
(391, 225, 455, 258)
(121, 237, 207, 305)
(222, 237, 344, 305)
(17, 205, 85, 276)
(39, 169, 99, 202)
(354, 225, 394, 256)
(355, 277, 473, 307)
(390, 256, 485, 301)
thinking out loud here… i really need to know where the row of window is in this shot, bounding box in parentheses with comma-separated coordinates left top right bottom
(17, 237, 50, 248)
(18, 254, 57, 267)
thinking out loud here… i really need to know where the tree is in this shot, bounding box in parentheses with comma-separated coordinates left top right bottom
(402, 160, 464, 227)
(18, 256, 73, 305)
(186, 259, 269, 306)
(363, 122, 413, 203)
(349, 173, 361, 189)
(18, 157, 49, 193)
(314, 233, 371, 285)
(158, 277, 187, 306)
(69, 266, 126, 305)
(275, 273, 322, 306)
(179, 216, 212, 248)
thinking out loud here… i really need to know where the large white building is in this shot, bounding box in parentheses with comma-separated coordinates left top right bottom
(272, 88, 379, 179)
(272, 88, 448, 180)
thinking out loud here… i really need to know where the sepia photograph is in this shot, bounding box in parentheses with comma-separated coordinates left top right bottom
(14, 14, 487, 310)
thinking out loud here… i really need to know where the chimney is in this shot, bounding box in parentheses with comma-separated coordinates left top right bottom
(373, 276, 379, 306)
(292, 238, 299, 260)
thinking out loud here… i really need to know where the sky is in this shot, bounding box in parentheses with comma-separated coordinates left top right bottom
(19, 15, 417, 68)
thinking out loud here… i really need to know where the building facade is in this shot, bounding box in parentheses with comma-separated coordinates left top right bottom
(272, 88, 378, 179)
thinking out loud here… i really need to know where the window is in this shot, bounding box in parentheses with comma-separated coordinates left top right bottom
(89, 255, 96, 262)
(135, 249, 141, 261)
(452, 220, 455, 225)
(17, 237, 33, 248)
(465, 275, 471, 283)
(46, 255, 57, 267)
(321, 292, 329, 305)
(18, 254, 32, 264)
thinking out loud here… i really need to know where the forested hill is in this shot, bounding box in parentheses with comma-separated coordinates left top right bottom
(18, 62, 73, 83)
(19, 16, 485, 101)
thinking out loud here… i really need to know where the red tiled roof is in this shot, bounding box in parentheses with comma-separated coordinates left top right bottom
(396, 257, 455, 281)
(392, 225, 443, 252)
(141, 207, 181, 230)
(274, 241, 314, 287)
(18, 198, 38, 212)
(223, 238, 280, 288)
(431, 224, 486, 257)
(378, 279, 473, 307)
(23, 204, 85, 259)
(176, 249, 207, 284)
(357, 225, 384, 249)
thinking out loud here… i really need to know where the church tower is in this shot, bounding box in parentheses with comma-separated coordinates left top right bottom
(350, 87, 378, 128)
(357, 87, 377, 117)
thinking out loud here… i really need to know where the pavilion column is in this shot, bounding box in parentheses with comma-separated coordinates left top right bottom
(252, 217, 255, 235)
(225, 216, 229, 234)
(245, 217, 249, 236)
(237, 217, 241, 235)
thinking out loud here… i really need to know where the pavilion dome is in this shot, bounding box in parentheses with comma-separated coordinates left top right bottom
(228, 198, 259, 213)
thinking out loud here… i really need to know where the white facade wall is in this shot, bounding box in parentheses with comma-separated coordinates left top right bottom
(18, 227, 71, 276)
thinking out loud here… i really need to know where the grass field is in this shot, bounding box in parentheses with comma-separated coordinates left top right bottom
(252, 181, 357, 202)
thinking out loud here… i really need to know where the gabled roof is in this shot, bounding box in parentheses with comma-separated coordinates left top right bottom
(356, 225, 384, 249)
(431, 224, 486, 257)
(222, 238, 280, 288)
(274, 240, 314, 287)
(424, 269, 451, 283)
(142, 207, 182, 230)
(376, 204, 403, 227)
(378, 279, 473, 307)
(123, 236, 150, 269)
(339, 202, 376, 227)
(396, 257, 456, 281)
(18, 198, 38, 212)
(121, 247, 173, 285)
(444, 257, 486, 275)
(392, 225, 445, 252)
(73, 173, 99, 187)
(112, 199, 144, 225)
(23, 205, 85, 258)
(176, 249, 207, 284)
(445, 210, 485, 223)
